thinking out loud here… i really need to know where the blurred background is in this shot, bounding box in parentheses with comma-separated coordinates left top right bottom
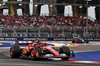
(0, 0, 99, 38)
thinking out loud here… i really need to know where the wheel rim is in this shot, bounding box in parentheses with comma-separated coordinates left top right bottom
(10, 47, 14, 57)
(31, 50, 35, 59)
(36, 52, 39, 57)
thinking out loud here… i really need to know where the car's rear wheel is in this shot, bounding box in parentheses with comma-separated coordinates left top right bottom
(72, 40, 75, 43)
(86, 40, 89, 43)
(10, 46, 21, 58)
(60, 46, 70, 60)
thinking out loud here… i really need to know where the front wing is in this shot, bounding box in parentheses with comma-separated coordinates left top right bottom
(37, 51, 75, 59)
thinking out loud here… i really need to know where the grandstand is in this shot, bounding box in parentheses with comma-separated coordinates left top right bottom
(0, 0, 100, 37)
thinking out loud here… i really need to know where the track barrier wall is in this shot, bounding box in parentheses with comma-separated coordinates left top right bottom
(0, 37, 100, 41)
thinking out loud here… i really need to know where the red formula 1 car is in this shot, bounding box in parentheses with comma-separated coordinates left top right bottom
(10, 41, 75, 60)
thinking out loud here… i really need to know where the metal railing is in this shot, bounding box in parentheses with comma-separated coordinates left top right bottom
(0, 26, 100, 37)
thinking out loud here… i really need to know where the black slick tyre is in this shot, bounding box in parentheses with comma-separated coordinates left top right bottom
(60, 46, 70, 60)
(10, 46, 21, 58)
(31, 47, 42, 60)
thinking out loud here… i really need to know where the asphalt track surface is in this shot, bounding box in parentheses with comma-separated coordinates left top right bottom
(0, 41, 100, 66)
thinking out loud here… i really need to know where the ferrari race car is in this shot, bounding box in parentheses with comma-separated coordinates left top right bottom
(10, 41, 75, 60)
(72, 38, 89, 43)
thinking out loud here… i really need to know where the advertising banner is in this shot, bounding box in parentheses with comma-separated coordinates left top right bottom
(0, 37, 100, 41)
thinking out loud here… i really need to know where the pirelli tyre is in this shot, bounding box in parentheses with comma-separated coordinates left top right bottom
(86, 40, 89, 43)
(60, 46, 70, 60)
(10, 46, 21, 58)
(72, 40, 75, 43)
(31, 49, 36, 60)
(31, 47, 42, 60)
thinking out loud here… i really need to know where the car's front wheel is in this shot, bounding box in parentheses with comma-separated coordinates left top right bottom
(59, 46, 70, 60)
(31, 49, 36, 60)
(31, 47, 42, 60)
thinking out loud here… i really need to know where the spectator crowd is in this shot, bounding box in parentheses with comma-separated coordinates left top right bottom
(0, 14, 98, 30)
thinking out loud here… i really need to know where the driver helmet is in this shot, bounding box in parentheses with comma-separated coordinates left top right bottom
(75, 34, 77, 36)
(35, 38, 40, 43)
